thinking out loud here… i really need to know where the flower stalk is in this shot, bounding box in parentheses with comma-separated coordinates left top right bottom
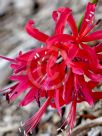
(91, 0, 99, 4)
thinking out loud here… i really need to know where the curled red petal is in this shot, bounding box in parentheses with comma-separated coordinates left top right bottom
(54, 7, 72, 34)
(52, 10, 58, 22)
(67, 14, 78, 36)
(80, 2, 96, 35)
(25, 19, 49, 42)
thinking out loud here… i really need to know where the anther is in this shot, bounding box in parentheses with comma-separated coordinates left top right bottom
(36, 53, 40, 57)
(45, 51, 47, 55)
(90, 11, 94, 15)
(19, 128, 22, 133)
(89, 14, 92, 17)
(34, 56, 37, 59)
(85, 19, 90, 22)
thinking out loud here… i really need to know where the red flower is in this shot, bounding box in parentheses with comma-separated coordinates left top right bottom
(0, 2, 102, 136)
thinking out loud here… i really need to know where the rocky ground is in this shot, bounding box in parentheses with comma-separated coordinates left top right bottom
(0, 0, 102, 136)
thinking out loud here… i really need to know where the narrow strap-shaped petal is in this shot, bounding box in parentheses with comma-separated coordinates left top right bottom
(87, 81, 99, 89)
(10, 81, 29, 100)
(85, 70, 102, 82)
(25, 20, 49, 42)
(54, 89, 62, 116)
(68, 100, 76, 130)
(63, 71, 73, 104)
(91, 92, 102, 101)
(93, 43, 102, 53)
(79, 19, 102, 39)
(0, 83, 19, 103)
(67, 44, 78, 61)
(67, 14, 78, 36)
(79, 76, 94, 106)
(82, 30, 102, 42)
(14, 65, 26, 73)
(54, 7, 72, 34)
(81, 43, 99, 69)
(46, 34, 74, 48)
(0, 55, 16, 62)
(66, 100, 76, 136)
(10, 75, 27, 81)
(46, 51, 58, 77)
(22, 97, 51, 135)
(79, 2, 96, 35)
(19, 88, 38, 106)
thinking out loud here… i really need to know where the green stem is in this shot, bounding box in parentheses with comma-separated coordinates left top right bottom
(77, 15, 84, 32)
(91, 0, 98, 4)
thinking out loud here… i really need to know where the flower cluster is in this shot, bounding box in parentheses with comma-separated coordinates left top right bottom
(0, 2, 102, 136)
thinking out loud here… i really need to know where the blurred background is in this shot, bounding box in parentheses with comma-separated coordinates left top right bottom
(0, 0, 102, 136)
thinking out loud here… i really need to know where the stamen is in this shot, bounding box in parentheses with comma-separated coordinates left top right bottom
(42, 57, 45, 61)
(36, 53, 40, 58)
(89, 14, 92, 17)
(45, 51, 47, 55)
(85, 19, 90, 22)
(29, 130, 32, 134)
(57, 128, 61, 132)
(41, 45, 43, 48)
(62, 82, 65, 86)
(65, 125, 69, 129)
(34, 56, 37, 59)
(0, 55, 16, 62)
(24, 131, 28, 136)
(21, 121, 25, 126)
(90, 11, 94, 15)
(19, 127, 22, 133)
(37, 61, 41, 65)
